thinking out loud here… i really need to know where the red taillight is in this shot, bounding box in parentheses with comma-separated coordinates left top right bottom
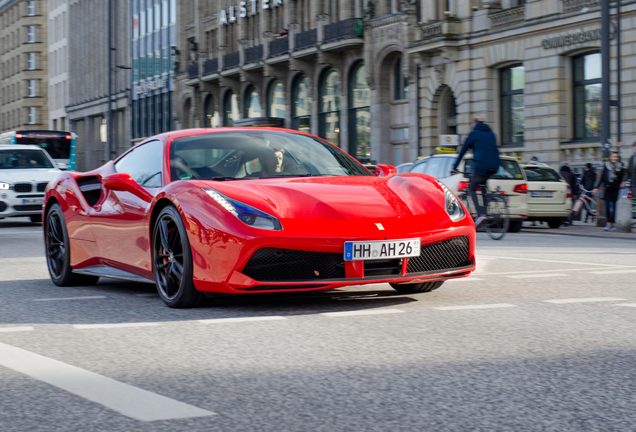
(628, 190, 634, 199)
(458, 181, 469, 192)
(566, 185, 572, 199)
(513, 183, 528, 194)
(15, 133, 23, 138)
(65, 135, 72, 140)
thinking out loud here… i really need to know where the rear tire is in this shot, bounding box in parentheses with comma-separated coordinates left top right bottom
(547, 218, 565, 229)
(44, 204, 99, 286)
(390, 281, 443, 294)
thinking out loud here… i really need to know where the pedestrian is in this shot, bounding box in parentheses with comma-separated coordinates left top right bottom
(627, 141, 636, 196)
(560, 165, 578, 226)
(594, 151, 626, 231)
(451, 115, 500, 226)
(581, 162, 597, 192)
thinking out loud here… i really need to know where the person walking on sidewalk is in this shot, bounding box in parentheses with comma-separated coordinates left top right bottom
(451, 115, 501, 226)
(594, 151, 626, 232)
(627, 141, 636, 196)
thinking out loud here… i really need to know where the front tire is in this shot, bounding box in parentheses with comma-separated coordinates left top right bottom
(44, 204, 99, 286)
(390, 281, 443, 294)
(152, 206, 203, 308)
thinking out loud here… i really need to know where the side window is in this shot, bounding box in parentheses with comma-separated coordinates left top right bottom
(424, 158, 446, 178)
(410, 160, 429, 174)
(115, 140, 163, 188)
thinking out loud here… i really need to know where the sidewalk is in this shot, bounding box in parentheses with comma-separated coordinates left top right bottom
(522, 221, 636, 241)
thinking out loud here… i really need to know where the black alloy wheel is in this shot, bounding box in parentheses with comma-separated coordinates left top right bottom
(152, 206, 202, 308)
(390, 281, 444, 294)
(44, 203, 98, 286)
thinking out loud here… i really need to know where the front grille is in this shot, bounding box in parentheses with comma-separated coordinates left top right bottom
(14, 183, 32, 193)
(16, 194, 44, 198)
(243, 248, 345, 282)
(13, 204, 42, 212)
(364, 259, 401, 277)
(37, 182, 48, 192)
(407, 236, 471, 274)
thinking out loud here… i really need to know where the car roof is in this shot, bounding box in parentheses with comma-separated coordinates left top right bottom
(414, 154, 519, 162)
(521, 162, 554, 169)
(0, 144, 43, 151)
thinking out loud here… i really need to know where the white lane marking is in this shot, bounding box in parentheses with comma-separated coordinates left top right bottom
(445, 277, 484, 283)
(588, 269, 636, 275)
(0, 257, 45, 264)
(321, 309, 405, 317)
(480, 255, 624, 268)
(0, 326, 34, 333)
(32, 296, 107, 302)
(505, 273, 567, 279)
(544, 297, 626, 304)
(0, 230, 42, 235)
(434, 303, 517, 311)
(198, 316, 286, 324)
(0, 342, 214, 421)
(74, 322, 160, 330)
(615, 303, 636, 308)
(486, 267, 611, 276)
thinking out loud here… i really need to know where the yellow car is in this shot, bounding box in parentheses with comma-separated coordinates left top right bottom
(521, 163, 573, 228)
(408, 154, 529, 232)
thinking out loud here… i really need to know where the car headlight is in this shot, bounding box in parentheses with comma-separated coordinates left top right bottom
(0, 182, 11, 190)
(436, 180, 465, 222)
(204, 188, 282, 230)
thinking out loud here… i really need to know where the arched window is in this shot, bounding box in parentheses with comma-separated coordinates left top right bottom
(267, 81, 285, 118)
(292, 74, 311, 132)
(318, 68, 341, 146)
(223, 90, 238, 126)
(182, 98, 192, 129)
(244, 85, 262, 118)
(348, 62, 370, 161)
(203, 94, 219, 127)
(393, 56, 408, 101)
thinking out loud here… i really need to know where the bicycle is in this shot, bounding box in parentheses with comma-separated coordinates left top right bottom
(571, 186, 597, 224)
(454, 173, 510, 240)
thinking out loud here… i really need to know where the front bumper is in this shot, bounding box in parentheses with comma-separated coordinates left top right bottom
(0, 188, 45, 218)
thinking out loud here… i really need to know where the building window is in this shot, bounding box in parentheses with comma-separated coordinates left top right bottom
(26, 52, 37, 69)
(203, 94, 218, 127)
(393, 56, 408, 100)
(244, 85, 262, 118)
(267, 81, 285, 118)
(573, 52, 601, 140)
(26, 107, 37, 124)
(292, 75, 311, 132)
(26, 79, 37, 97)
(26, 25, 37, 43)
(26, 0, 36, 16)
(223, 91, 238, 126)
(500, 64, 524, 146)
(348, 62, 371, 161)
(319, 69, 341, 145)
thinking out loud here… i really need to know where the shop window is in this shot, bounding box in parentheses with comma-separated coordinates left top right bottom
(244, 86, 262, 118)
(292, 75, 311, 132)
(319, 69, 341, 145)
(573, 52, 601, 140)
(348, 62, 371, 161)
(267, 81, 285, 118)
(500, 64, 524, 146)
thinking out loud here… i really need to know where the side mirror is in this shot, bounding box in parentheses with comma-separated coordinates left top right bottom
(374, 164, 397, 177)
(102, 172, 153, 202)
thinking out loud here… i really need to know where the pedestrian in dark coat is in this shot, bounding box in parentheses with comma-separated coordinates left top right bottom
(594, 152, 626, 231)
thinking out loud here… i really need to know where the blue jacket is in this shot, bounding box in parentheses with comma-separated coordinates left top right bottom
(453, 122, 500, 176)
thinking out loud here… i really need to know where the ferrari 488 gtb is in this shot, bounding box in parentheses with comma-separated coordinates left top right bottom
(43, 128, 475, 307)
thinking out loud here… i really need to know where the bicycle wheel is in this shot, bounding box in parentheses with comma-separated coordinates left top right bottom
(485, 195, 510, 240)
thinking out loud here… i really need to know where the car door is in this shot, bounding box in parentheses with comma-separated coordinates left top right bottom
(94, 140, 164, 274)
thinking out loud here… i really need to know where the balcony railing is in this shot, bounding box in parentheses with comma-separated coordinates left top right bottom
(203, 58, 218, 76)
(187, 62, 198, 79)
(268, 37, 289, 57)
(489, 6, 525, 29)
(323, 18, 363, 43)
(294, 29, 318, 51)
(563, 0, 599, 14)
(223, 51, 240, 70)
(244, 45, 263, 64)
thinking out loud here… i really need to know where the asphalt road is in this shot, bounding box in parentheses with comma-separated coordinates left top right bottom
(1, 218, 635, 432)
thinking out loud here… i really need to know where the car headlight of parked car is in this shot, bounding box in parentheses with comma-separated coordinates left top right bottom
(0, 181, 11, 190)
(204, 188, 282, 230)
(436, 180, 465, 222)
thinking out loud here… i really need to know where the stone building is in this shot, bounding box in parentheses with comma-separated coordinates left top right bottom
(175, 0, 636, 168)
(0, 0, 48, 132)
(48, 0, 69, 131)
(67, 0, 130, 170)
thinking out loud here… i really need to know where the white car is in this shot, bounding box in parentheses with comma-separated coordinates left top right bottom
(0, 144, 61, 223)
(521, 163, 573, 228)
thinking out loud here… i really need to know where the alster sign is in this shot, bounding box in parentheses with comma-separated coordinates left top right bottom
(219, 0, 283, 25)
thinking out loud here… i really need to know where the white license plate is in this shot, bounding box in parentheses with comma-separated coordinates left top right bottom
(21, 198, 43, 205)
(530, 191, 553, 198)
(344, 238, 420, 261)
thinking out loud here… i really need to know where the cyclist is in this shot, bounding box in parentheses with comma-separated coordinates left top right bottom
(452, 115, 501, 226)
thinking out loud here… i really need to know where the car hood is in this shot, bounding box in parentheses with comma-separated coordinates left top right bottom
(0, 168, 61, 183)
(193, 175, 452, 236)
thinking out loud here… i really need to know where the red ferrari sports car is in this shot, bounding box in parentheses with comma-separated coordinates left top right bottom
(43, 128, 475, 307)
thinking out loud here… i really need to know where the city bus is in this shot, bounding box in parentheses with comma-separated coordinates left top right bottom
(0, 130, 77, 170)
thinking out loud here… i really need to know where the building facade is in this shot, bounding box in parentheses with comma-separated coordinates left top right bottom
(175, 0, 636, 168)
(48, 0, 69, 130)
(131, 0, 178, 142)
(0, 0, 48, 132)
(67, 0, 130, 170)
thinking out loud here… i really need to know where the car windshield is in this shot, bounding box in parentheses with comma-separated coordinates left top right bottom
(0, 149, 54, 169)
(169, 131, 372, 181)
(464, 159, 524, 180)
(523, 167, 562, 182)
